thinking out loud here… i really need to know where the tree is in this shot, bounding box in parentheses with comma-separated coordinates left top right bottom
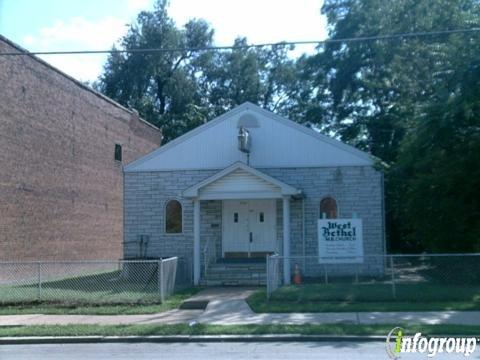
(395, 44, 480, 252)
(306, 0, 477, 161)
(97, 1, 301, 142)
(302, 0, 480, 252)
(200, 38, 301, 120)
(97, 0, 215, 141)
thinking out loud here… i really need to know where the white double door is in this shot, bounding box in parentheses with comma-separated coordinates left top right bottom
(222, 199, 277, 256)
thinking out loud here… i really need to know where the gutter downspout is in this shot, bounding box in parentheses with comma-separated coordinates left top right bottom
(302, 196, 306, 272)
(122, 166, 126, 261)
(381, 171, 387, 274)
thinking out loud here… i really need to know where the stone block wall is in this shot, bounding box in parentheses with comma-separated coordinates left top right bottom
(124, 165, 384, 282)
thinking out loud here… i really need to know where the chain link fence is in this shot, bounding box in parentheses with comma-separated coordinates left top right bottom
(266, 254, 480, 302)
(0, 257, 188, 304)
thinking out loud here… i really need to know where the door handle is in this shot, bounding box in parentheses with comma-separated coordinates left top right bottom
(249, 232, 253, 243)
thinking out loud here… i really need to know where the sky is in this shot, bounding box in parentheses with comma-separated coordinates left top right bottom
(0, 0, 327, 82)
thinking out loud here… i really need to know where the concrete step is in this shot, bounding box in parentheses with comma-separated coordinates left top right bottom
(208, 264, 266, 271)
(206, 271, 266, 278)
(207, 267, 266, 273)
(201, 261, 267, 286)
(199, 278, 266, 286)
(204, 273, 266, 281)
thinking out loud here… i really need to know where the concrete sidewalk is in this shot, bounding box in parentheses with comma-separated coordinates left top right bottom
(191, 288, 480, 326)
(0, 309, 203, 326)
(1, 287, 480, 326)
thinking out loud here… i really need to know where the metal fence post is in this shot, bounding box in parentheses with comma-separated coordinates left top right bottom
(266, 255, 270, 300)
(157, 260, 162, 298)
(390, 256, 396, 299)
(159, 259, 165, 303)
(37, 261, 42, 301)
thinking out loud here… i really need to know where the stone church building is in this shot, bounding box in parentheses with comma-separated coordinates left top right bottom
(124, 102, 385, 285)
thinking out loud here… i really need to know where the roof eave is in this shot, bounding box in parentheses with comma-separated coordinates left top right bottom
(182, 161, 301, 200)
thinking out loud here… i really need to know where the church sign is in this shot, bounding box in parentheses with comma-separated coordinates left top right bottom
(317, 219, 364, 263)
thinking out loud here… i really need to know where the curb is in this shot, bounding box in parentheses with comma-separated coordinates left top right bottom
(0, 334, 386, 345)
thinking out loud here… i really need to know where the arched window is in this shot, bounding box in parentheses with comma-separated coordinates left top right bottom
(165, 200, 182, 233)
(320, 197, 337, 219)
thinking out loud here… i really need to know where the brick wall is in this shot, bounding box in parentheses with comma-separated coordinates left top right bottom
(124, 166, 384, 281)
(0, 36, 161, 261)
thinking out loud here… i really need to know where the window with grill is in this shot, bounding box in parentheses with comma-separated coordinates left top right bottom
(114, 144, 122, 162)
(320, 197, 338, 219)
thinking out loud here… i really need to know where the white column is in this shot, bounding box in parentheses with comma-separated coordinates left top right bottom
(282, 196, 291, 285)
(193, 199, 200, 285)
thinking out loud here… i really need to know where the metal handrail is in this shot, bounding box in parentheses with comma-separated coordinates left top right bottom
(202, 238, 216, 278)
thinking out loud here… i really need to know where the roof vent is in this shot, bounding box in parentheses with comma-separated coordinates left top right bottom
(237, 113, 260, 128)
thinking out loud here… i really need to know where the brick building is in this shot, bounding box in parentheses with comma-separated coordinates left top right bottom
(0, 35, 161, 261)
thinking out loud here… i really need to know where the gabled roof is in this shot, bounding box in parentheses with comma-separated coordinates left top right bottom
(125, 102, 374, 172)
(183, 162, 301, 200)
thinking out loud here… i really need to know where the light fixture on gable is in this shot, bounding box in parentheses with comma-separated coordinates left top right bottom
(237, 112, 258, 155)
(238, 126, 251, 153)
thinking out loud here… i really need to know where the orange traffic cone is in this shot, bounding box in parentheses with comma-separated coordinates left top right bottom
(293, 263, 302, 285)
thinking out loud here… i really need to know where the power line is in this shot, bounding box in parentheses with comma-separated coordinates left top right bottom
(1, 28, 480, 56)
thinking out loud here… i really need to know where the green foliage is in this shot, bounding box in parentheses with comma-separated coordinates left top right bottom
(248, 282, 480, 313)
(0, 288, 199, 315)
(97, 0, 214, 141)
(2, 324, 480, 337)
(396, 47, 480, 251)
(97, 0, 300, 142)
(310, 0, 480, 252)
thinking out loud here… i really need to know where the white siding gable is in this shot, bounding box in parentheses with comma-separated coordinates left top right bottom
(199, 168, 280, 199)
(183, 162, 300, 200)
(125, 102, 373, 172)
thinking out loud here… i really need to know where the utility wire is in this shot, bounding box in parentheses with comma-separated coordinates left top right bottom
(1, 28, 480, 56)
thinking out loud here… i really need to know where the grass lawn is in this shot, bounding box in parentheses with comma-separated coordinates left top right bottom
(1, 324, 480, 337)
(0, 268, 166, 304)
(0, 288, 199, 315)
(248, 283, 480, 313)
